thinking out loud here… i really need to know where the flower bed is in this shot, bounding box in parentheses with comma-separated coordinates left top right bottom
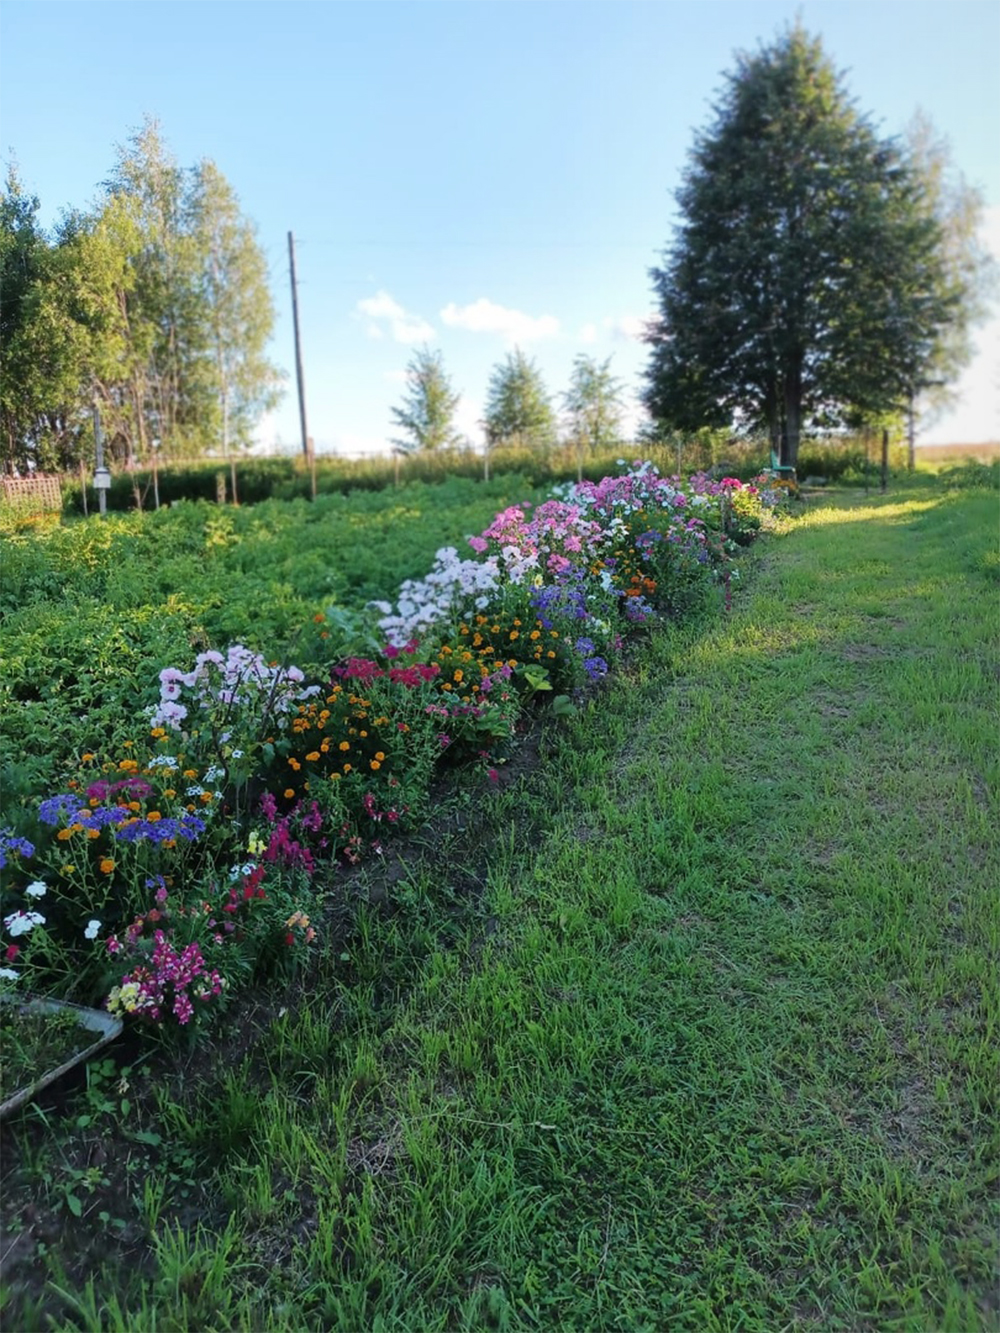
(0, 463, 781, 1038)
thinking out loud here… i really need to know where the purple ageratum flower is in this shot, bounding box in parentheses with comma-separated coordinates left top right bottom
(0, 829, 35, 870)
(575, 637, 595, 656)
(583, 656, 609, 681)
(38, 794, 82, 826)
(114, 814, 206, 845)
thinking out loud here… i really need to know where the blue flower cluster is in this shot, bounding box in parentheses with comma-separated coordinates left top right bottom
(0, 828, 35, 871)
(530, 575, 590, 630)
(39, 793, 84, 825)
(583, 656, 609, 682)
(37, 792, 205, 845)
(114, 814, 206, 845)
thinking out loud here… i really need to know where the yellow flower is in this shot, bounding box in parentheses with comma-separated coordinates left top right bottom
(81, 752, 96, 763)
(342, 763, 352, 774)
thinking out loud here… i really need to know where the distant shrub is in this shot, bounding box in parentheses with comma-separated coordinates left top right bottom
(937, 460, 1000, 491)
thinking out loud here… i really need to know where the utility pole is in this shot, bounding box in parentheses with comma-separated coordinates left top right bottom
(288, 231, 310, 460)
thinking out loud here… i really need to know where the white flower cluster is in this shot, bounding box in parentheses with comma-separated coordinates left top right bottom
(3, 910, 45, 937)
(377, 547, 501, 647)
(150, 645, 320, 732)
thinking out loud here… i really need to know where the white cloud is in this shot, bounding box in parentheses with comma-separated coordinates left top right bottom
(603, 314, 650, 343)
(440, 297, 559, 343)
(578, 322, 598, 344)
(454, 395, 485, 448)
(382, 368, 410, 385)
(356, 290, 434, 344)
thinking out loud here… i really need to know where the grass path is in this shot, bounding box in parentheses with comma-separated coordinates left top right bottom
(21, 485, 1000, 1332)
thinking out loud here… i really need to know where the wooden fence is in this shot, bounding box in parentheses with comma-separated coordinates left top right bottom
(1, 474, 63, 513)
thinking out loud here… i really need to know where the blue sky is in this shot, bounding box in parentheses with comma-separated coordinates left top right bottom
(2, 0, 998, 454)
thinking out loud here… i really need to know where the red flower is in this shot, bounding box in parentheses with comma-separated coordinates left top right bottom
(5, 945, 19, 961)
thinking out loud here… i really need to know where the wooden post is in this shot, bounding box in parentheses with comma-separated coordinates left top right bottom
(288, 232, 310, 460)
(907, 391, 916, 472)
(881, 428, 889, 494)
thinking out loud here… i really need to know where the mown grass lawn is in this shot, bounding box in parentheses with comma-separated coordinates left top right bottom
(3, 481, 997, 1332)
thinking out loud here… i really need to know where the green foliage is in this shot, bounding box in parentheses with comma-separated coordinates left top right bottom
(389, 346, 463, 453)
(562, 354, 626, 468)
(1, 119, 282, 474)
(484, 347, 557, 454)
(0, 477, 554, 798)
(645, 23, 961, 469)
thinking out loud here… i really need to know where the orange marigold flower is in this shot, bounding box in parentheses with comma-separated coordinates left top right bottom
(329, 772, 341, 782)
(99, 858, 115, 874)
(81, 752, 96, 763)
(288, 758, 301, 771)
(87, 829, 100, 840)
(339, 741, 350, 752)
(163, 789, 176, 799)
(184, 769, 198, 779)
(200, 792, 213, 803)
(375, 751, 385, 762)
(284, 789, 296, 799)
(342, 763, 352, 774)
(313, 613, 325, 623)
(57, 828, 73, 842)
(147, 811, 162, 822)
(150, 728, 166, 739)
(305, 752, 320, 762)
(509, 631, 519, 641)
(453, 669, 464, 683)
(370, 760, 381, 771)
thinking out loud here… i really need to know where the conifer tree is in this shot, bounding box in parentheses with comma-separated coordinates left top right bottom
(644, 25, 961, 470)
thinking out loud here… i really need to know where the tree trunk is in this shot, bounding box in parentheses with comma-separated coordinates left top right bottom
(781, 362, 802, 471)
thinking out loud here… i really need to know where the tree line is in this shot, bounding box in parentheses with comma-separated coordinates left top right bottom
(3, 27, 991, 483)
(1, 118, 282, 476)
(389, 346, 628, 463)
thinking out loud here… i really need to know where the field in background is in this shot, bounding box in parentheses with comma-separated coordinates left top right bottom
(916, 441, 1000, 465)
